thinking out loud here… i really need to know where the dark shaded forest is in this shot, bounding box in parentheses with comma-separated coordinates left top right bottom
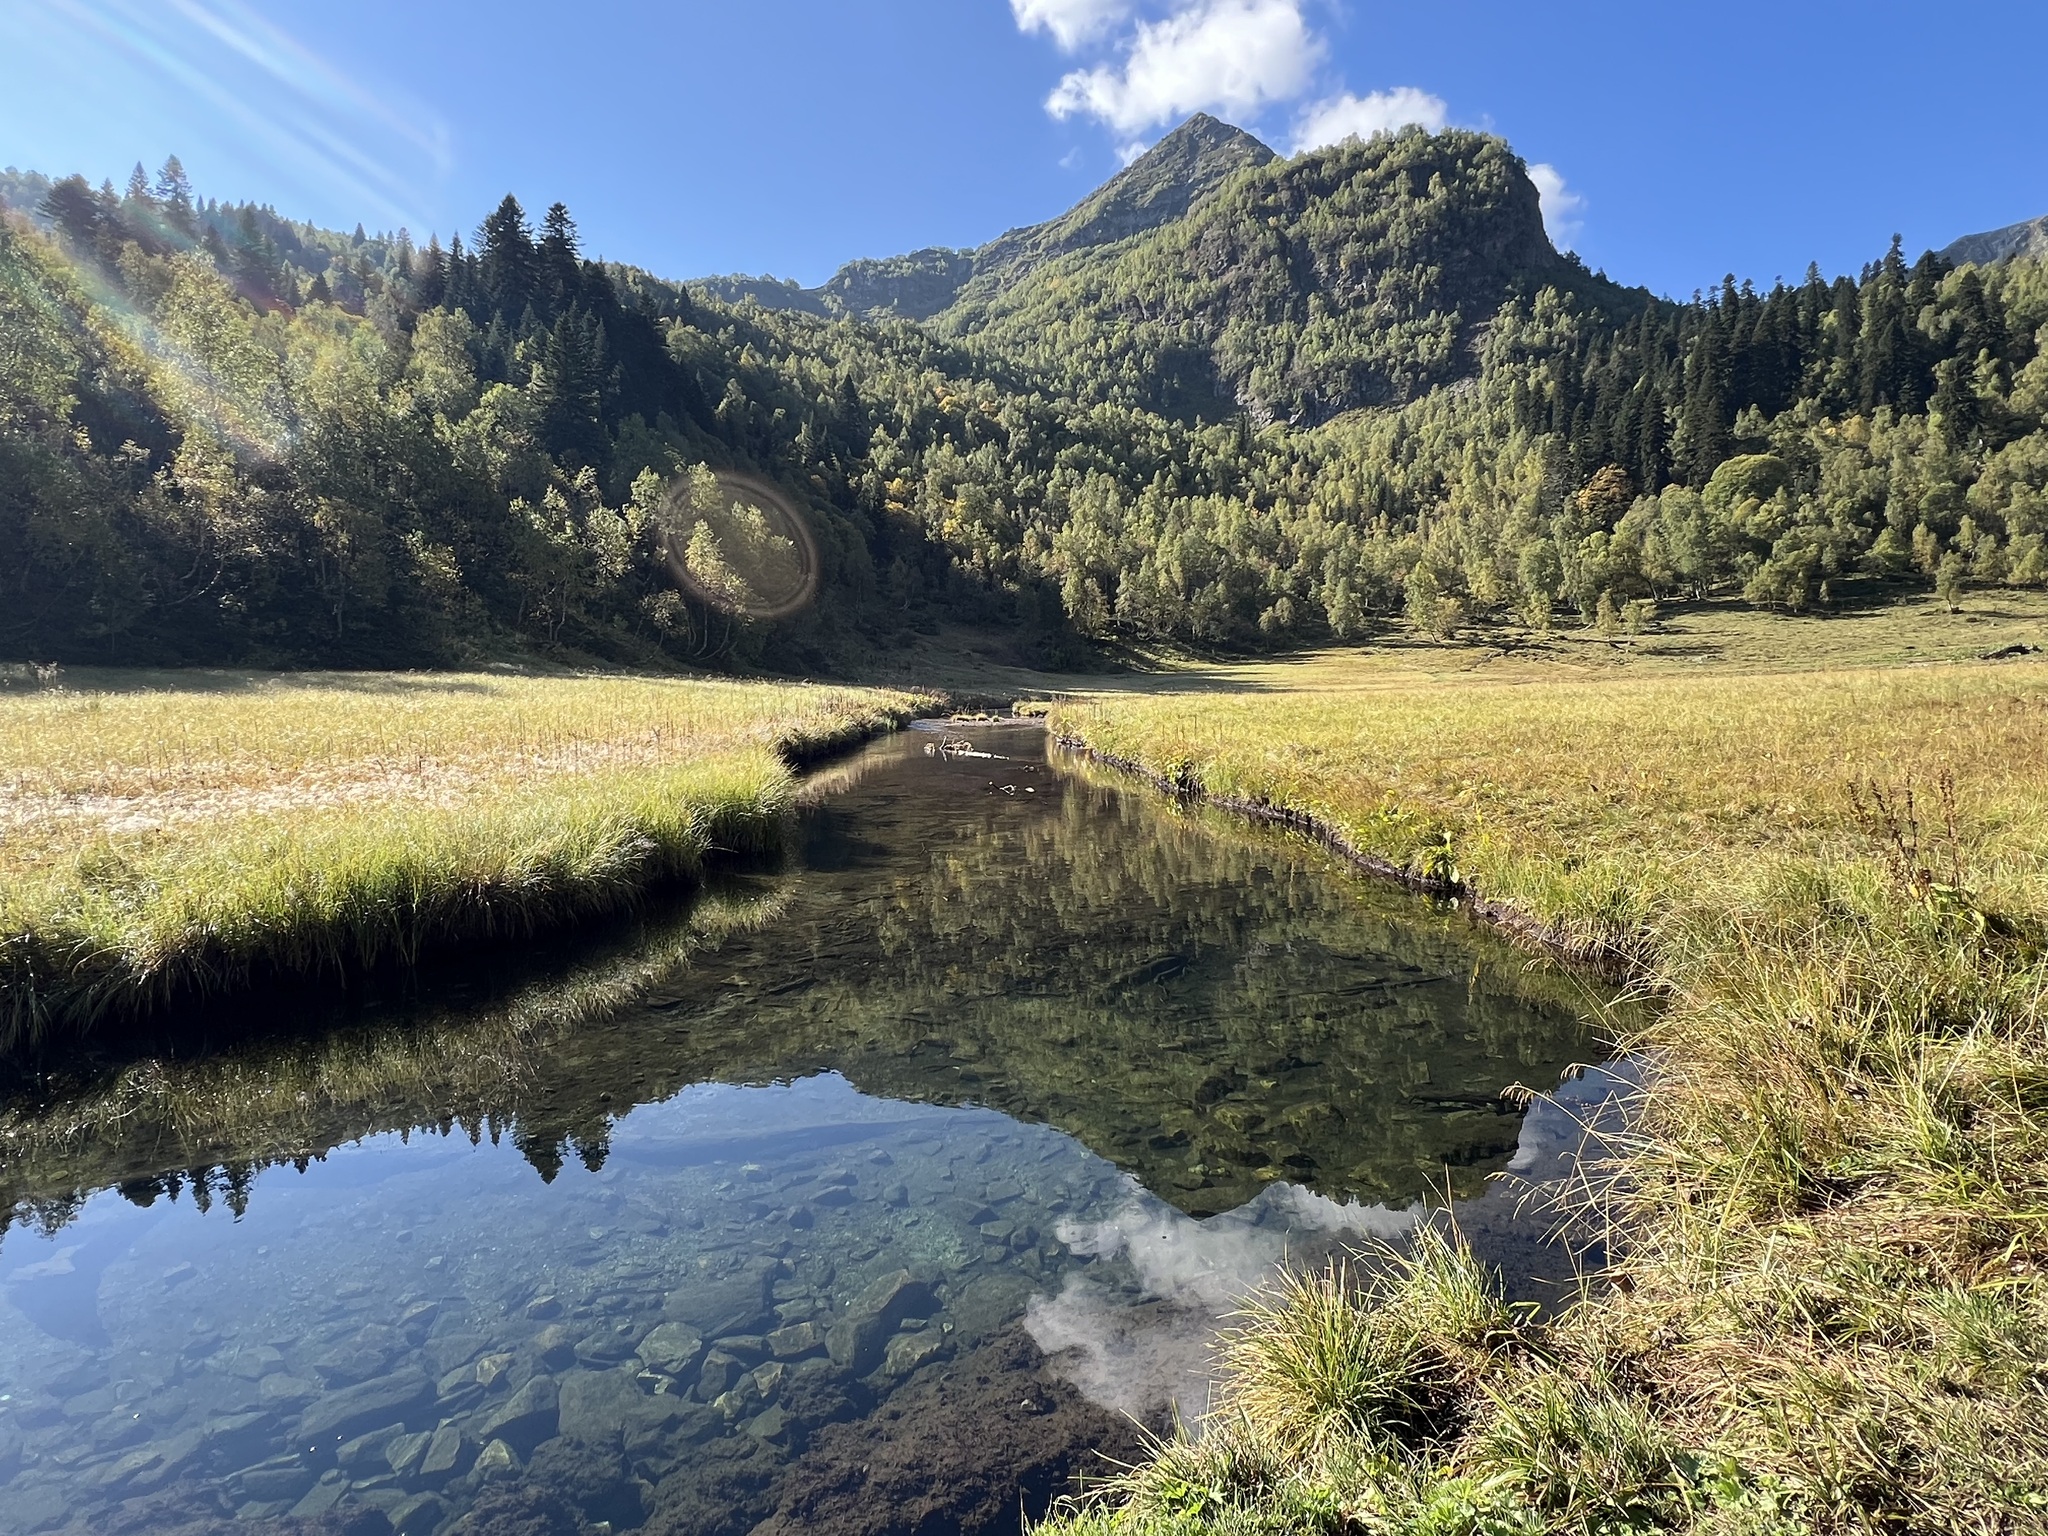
(4, 125, 2045, 669)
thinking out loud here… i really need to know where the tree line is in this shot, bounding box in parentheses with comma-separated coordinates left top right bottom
(3, 133, 2045, 671)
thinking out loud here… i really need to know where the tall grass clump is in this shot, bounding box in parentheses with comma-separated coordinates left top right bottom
(0, 670, 930, 1045)
(1042, 658, 2048, 1534)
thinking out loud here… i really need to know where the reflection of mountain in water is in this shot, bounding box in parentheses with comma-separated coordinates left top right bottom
(1, 727, 1606, 1242)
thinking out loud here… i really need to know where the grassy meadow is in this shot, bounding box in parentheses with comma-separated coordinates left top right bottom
(0, 669, 928, 1048)
(1038, 626, 2048, 1531)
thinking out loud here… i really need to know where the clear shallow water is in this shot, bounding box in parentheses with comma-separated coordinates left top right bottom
(0, 725, 1612, 1536)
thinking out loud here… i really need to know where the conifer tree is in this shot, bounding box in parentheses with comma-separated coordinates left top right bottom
(477, 195, 538, 323)
(154, 155, 197, 235)
(39, 176, 103, 250)
(539, 202, 580, 314)
(415, 234, 447, 310)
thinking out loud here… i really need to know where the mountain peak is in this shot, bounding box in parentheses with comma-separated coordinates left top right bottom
(1148, 111, 1269, 156)
(693, 115, 1276, 321)
(995, 114, 1277, 268)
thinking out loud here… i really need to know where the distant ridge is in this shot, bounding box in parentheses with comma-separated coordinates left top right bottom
(689, 113, 1275, 321)
(1941, 213, 2048, 266)
(689, 117, 1643, 425)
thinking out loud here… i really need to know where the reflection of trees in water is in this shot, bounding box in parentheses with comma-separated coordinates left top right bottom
(0, 740, 1605, 1242)
(0, 884, 791, 1244)
(673, 767, 1600, 1213)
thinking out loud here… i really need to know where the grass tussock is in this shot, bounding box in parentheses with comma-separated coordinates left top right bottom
(0, 670, 930, 1046)
(1042, 658, 2048, 1534)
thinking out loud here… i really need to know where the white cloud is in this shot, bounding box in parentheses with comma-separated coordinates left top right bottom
(1045, 0, 1323, 136)
(1528, 162, 1585, 248)
(1024, 1179, 1419, 1424)
(1290, 86, 1447, 153)
(1011, 0, 1130, 51)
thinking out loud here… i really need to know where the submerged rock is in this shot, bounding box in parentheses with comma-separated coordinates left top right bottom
(444, 1479, 581, 1536)
(415, 1424, 474, 1485)
(474, 1437, 521, 1479)
(530, 1325, 579, 1372)
(695, 1348, 744, 1402)
(880, 1329, 951, 1379)
(554, 1367, 636, 1444)
(81, 1477, 396, 1536)
(663, 1257, 777, 1337)
(825, 1269, 934, 1377)
(766, 1321, 824, 1360)
(574, 1321, 641, 1365)
(289, 1472, 347, 1517)
(751, 1325, 1148, 1536)
(311, 1325, 401, 1387)
(232, 1458, 317, 1504)
(474, 1375, 559, 1455)
(384, 1429, 432, 1477)
(635, 1322, 704, 1377)
(335, 1422, 405, 1470)
(387, 1492, 446, 1535)
(525, 1435, 645, 1528)
(257, 1374, 320, 1410)
(297, 1368, 432, 1446)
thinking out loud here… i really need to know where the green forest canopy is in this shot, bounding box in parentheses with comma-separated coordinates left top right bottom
(2, 126, 2045, 671)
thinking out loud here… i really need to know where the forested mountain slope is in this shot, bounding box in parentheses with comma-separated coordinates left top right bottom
(939, 127, 1644, 424)
(3, 126, 2046, 672)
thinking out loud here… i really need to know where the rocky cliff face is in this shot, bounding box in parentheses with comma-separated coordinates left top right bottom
(1942, 214, 2048, 267)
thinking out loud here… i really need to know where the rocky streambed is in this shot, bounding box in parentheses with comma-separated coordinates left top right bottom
(1, 1083, 1149, 1536)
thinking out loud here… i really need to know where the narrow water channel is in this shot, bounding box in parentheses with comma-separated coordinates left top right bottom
(0, 723, 1615, 1536)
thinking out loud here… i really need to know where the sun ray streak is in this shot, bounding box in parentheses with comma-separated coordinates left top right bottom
(25, 0, 451, 234)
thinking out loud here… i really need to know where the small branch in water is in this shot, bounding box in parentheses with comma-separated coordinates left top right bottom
(926, 736, 1007, 761)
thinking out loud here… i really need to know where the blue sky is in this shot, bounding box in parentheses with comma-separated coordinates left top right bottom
(3, 0, 2044, 300)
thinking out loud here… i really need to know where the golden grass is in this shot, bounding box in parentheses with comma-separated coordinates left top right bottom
(1047, 661, 2048, 955)
(0, 669, 931, 1043)
(1041, 650, 2048, 1533)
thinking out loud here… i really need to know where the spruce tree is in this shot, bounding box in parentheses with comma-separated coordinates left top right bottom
(539, 202, 580, 314)
(39, 176, 103, 250)
(415, 235, 447, 310)
(535, 307, 608, 467)
(1858, 236, 1912, 413)
(477, 195, 538, 323)
(154, 155, 197, 234)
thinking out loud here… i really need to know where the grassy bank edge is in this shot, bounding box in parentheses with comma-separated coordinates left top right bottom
(0, 696, 934, 1052)
(1036, 705, 2048, 1534)
(1050, 732, 1635, 978)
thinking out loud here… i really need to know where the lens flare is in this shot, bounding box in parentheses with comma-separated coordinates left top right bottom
(5, 210, 289, 462)
(653, 469, 820, 622)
